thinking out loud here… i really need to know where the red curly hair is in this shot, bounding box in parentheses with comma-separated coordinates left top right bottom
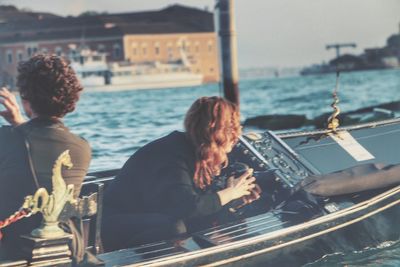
(184, 96, 241, 189)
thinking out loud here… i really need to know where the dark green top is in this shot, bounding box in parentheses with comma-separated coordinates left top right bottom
(0, 118, 91, 256)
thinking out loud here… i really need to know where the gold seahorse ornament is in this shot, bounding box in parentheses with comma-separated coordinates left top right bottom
(23, 150, 76, 238)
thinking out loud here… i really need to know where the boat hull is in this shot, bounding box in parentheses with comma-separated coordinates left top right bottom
(81, 73, 204, 92)
(97, 119, 400, 266)
(98, 186, 400, 266)
(83, 76, 203, 92)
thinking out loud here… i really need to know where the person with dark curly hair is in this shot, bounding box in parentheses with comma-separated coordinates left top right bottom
(102, 96, 260, 251)
(0, 55, 91, 262)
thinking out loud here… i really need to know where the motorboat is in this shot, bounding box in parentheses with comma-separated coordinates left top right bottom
(69, 48, 204, 92)
(90, 117, 400, 266)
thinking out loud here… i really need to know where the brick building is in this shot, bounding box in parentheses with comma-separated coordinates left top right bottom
(0, 5, 220, 88)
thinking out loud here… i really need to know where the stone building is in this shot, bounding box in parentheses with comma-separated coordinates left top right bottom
(0, 5, 220, 88)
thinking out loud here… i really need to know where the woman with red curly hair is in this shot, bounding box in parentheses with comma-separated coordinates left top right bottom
(0, 55, 91, 262)
(102, 96, 258, 251)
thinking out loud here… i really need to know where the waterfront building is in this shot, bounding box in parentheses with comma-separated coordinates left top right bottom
(0, 4, 220, 88)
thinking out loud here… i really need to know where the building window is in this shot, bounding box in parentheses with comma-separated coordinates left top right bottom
(113, 44, 121, 59)
(7, 51, 13, 64)
(141, 43, 148, 56)
(131, 43, 138, 56)
(181, 41, 187, 52)
(98, 44, 105, 53)
(26, 46, 38, 56)
(167, 46, 173, 60)
(210, 68, 214, 73)
(154, 42, 160, 56)
(176, 41, 183, 53)
(114, 47, 121, 58)
(55, 47, 63, 56)
(195, 45, 199, 53)
(17, 51, 23, 61)
(41, 48, 48, 54)
(208, 41, 213, 52)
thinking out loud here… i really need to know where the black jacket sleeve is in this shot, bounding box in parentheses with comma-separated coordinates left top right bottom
(161, 166, 222, 219)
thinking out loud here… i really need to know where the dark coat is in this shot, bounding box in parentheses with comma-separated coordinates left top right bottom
(0, 117, 91, 256)
(103, 131, 222, 220)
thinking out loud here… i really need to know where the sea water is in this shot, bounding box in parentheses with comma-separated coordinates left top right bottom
(1, 68, 399, 266)
(67, 69, 400, 172)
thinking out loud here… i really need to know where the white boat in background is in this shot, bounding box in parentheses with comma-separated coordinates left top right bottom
(69, 48, 204, 92)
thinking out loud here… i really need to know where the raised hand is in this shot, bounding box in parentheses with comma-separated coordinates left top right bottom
(0, 87, 25, 126)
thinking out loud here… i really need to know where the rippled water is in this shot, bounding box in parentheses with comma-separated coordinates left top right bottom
(64, 69, 400, 172)
(305, 240, 400, 267)
(1, 68, 399, 265)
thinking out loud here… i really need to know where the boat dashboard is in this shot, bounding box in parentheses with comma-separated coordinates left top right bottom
(224, 120, 400, 206)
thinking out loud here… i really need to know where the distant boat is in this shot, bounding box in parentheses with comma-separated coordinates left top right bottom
(69, 48, 204, 92)
(300, 63, 335, 76)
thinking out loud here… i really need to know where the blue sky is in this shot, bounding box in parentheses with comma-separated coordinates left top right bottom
(2, 0, 400, 68)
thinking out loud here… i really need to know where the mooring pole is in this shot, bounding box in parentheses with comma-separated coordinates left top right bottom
(217, 0, 240, 106)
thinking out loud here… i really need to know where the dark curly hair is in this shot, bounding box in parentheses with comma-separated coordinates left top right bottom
(17, 54, 83, 117)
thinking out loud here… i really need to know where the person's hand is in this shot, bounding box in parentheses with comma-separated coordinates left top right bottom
(226, 168, 256, 200)
(217, 168, 257, 206)
(228, 183, 262, 213)
(0, 87, 25, 126)
(242, 183, 262, 204)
